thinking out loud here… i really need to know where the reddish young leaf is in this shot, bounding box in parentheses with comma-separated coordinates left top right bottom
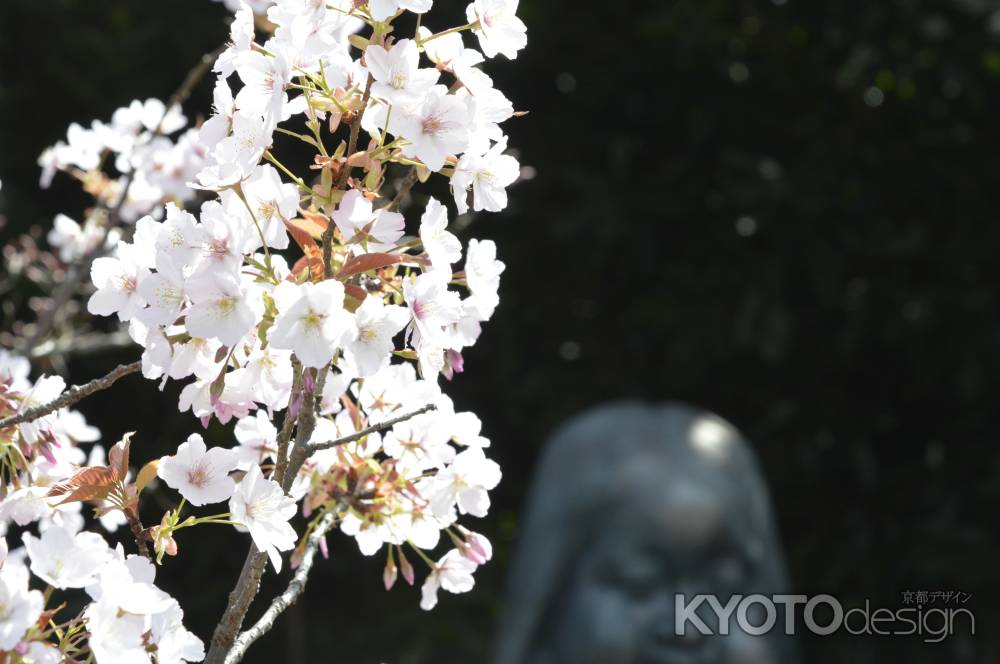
(108, 433, 133, 482)
(136, 459, 159, 493)
(336, 253, 405, 280)
(46, 466, 117, 505)
(285, 214, 327, 245)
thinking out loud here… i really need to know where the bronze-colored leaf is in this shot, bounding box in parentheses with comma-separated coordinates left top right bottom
(336, 253, 405, 280)
(285, 214, 327, 244)
(108, 433, 134, 481)
(46, 466, 117, 505)
(136, 459, 159, 493)
(344, 284, 368, 313)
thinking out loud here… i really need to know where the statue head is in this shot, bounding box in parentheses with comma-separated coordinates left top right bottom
(494, 401, 798, 664)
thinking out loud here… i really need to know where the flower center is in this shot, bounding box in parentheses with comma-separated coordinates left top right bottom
(304, 311, 324, 330)
(207, 239, 229, 257)
(216, 296, 238, 316)
(187, 464, 209, 487)
(422, 116, 443, 135)
(156, 285, 183, 304)
(116, 275, 137, 294)
(390, 70, 408, 90)
(258, 202, 276, 221)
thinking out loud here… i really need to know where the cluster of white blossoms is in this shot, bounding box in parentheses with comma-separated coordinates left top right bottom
(39, 98, 203, 228)
(0, 351, 115, 535)
(1, 0, 525, 661)
(0, 354, 183, 659)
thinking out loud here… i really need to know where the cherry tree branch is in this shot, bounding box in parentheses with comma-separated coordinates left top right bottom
(286, 367, 322, 486)
(272, 358, 304, 484)
(207, 364, 324, 663)
(322, 74, 374, 278)
(223, 511, 338, 664)
(387, 166, 419, 212)
(336, 74, 375, 192)
(309, 403, 437, 452)
(206, 547, 270, 664)
(209, 405, 435, 662)
(0, 361, 141, 430)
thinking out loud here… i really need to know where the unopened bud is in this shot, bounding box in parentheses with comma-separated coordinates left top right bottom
(383, 556, 398, 591)
(398, 547, 415, 586)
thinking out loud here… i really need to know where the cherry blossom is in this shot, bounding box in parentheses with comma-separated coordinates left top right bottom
(404, 271, 463, 347)
(369, 0, 433, 22)
(229, 464, 297, 572)
(158, 433, 240, 506)
(269, 280, 357, 368)
(393, 86, 471, 172)
(23, 526, 113, 589)
(0, 561, 44, 650)
(343, 295, 410, 376)
(232, 411, 279, 468)
(466, 0, 528, 60)
(464, 238, 505, 320)
(451, 136, 520, 214)
(14, 374, 66, 445)
(225, 164, 296, 250)
(419, 197, 462, 269)
(234, 50, 293, 122)
(87, 242, 151, 322)
(332, 189, 405, 252)
(419, 548, 478, 610)
(366, 39, 439, 106)
(184, 271, 263, 346)
(421, 445, 501, 519)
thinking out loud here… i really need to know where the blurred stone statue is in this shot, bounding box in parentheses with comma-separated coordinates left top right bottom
(494, 401, 798, 664)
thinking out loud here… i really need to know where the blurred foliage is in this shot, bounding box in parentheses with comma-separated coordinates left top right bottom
(2, 0, 1000, 662)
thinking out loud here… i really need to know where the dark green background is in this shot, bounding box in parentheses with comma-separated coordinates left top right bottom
(1, 0, 998, 661)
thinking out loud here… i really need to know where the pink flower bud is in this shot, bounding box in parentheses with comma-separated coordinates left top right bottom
(398, 547, 415, 586)
(383, 557, 398, 591)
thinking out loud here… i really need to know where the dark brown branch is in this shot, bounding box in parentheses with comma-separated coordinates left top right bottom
(206, 547, 270, 664)
(223, 511, 338, 664)
(125, 507, 153, 561)
(207, 362, 325, 663)
(322, 74, 374, 278)
(387, 166, 419, 212)
(272, 357, 304, 485)
(309, 403, 437, 452)
(0, 361, 141, 430)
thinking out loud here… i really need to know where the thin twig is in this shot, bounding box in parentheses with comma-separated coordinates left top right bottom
(322, 74, 374, 278)
(272, 357, 304, 485)
(282, 366, 322, 493)
(336, 74, 374, 192)
(125, 507, 153, 561)
(309, 403, 437, 452)
(223, 511, 338, 664)
(0, 361, 141, 430)
(387, 166, 419, 212)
